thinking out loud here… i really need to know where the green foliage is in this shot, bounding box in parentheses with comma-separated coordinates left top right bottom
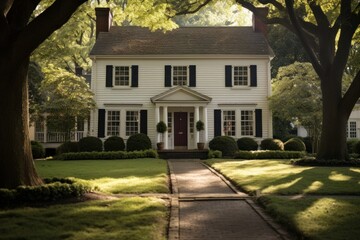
(208, 150, 222, 159)
(234, 150, 305, 160)
(354, 141, 360, 154)
(237, 137, 258, 151)
(293, 158, 360, 167)
(284, 138, 306, 152)
(195, 120, 204, 131)
(78, 137, 103, 152)
(260, 138, 284, 151)
(127, 133, 152, 151)
(156, 121, 167, 133)
(31, 141, 45, 159)
(104, 136, 125, 151)
(56, 141, 79, 155)
(347, 139, 359, 154)
(56, 150, 158, 160)
(0, 178, 95, 207)
(209, 136, 238, 157)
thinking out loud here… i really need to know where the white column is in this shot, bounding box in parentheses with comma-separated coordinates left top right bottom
(194, 106, 200, 148)
(163, 106, 168, 149)
(203, 106, 208, 146)
(155, 106, 160, 142)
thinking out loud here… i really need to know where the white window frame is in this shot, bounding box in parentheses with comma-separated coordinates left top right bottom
(348, 121, 357, 139)
(233, 66, 250, 87)
(125, 110, 139, 137)
(223, 110, 236, 137)
(106, 110, 121, 137)
(113, 66, 131, 87)
(240, 110, 255, 137)
(172, 65, 188, 86)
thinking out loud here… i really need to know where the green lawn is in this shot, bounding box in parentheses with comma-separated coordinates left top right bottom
(36, 159, 169, 194)
(0, 197, 167, 240)
(206, 159, 360, 239)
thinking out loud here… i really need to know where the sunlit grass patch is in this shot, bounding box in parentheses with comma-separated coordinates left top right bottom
(205, 159, 360, 195)
(0, 197, 168, 240)
(260, 196, 360, 240)
(36, 159, 169, 194)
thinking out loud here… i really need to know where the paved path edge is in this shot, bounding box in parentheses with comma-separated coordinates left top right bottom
(167, 161, 180, 240)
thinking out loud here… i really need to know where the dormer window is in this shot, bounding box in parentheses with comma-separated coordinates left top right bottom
(233, 66, 249, 86)
(114, 66, 130, 86)
(173, 66, 188, 86)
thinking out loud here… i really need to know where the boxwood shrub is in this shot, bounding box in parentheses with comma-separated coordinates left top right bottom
(126, 133, 152, 151)
(260, 138, 284, 151)
(31, 140, 45, 159)
(104, 136, 125, 151)
(56, 141, 79, 155)
(78, 136, 103, 152)
(209, 136, 238, 157)
(234, 150, 305, 159)
(208, 150, 222, 159)
(56, 149, 158, 160)
(347, 139, 359, 154)
(237, 137, 258, 151)
(284, 138, 306, 151)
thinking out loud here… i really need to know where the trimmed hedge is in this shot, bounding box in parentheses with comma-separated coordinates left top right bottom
(234, 150, 305, 159)
(354, 140, 360, 154)
(0, 178, 96, 207)
(104, 136, 125, 151)
(56, 149, 158, 160)
(293, 158, 360, 167)
(56, 141, 79, 155)
(284, 138, 306, 151)
(260, 138, 284, 151)
(127, 133, 152, 151)
(237, 137, 258, 151)
(347, 139, 359, 154)
(31, 141, 45, 159)
(78, 136, 103, 152)
(209, 136, 238, 157)
(208, 150, 222, 159)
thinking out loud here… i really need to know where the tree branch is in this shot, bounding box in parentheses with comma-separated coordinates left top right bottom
(258, 0, 285, 12)
(175, 0, 213, 16)
(0, 0, 14, 15)
(285, 0, 323, 78)
(11, 0, 87, 63)
(307, 0, 330, 28)
(342, 70, 360, 117)
(7, 0, 40, 30)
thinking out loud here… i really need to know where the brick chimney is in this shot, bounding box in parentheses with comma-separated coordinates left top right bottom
(95, 8, 112, 38)
(252, 8, 268, 35)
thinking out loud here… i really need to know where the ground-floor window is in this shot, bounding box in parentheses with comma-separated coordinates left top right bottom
(241, 110, 254, 136)
(347, 121, 357, 138)
(126, 111, 139, 136)
(223, 110, 236, 137)
(107, 111, 120, 136)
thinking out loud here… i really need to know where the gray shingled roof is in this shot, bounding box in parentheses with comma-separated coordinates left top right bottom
(90, 26, 274, 56)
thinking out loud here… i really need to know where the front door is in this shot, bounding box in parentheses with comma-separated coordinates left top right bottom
(174, 112, 188, 148)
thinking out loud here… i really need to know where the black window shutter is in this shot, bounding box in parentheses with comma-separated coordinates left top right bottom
(225, 65, 232, 87)
(255, 109, 262, 137)
(189, 65, 196, 87)
(98, 109, 106, 138)
(131, 65, 138, 87)
(214, 109, 222, 137)
(140, 110, 148, 135)
(250, 65, 257, 87)
(106, 65, 113, 87)
(165, 65, 172, 87)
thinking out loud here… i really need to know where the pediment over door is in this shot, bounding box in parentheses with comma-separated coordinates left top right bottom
(151, 86, 212, 103)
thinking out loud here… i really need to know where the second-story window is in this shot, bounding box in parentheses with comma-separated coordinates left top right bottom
(233, 66, 249, 86)
(173, 66, 187, 86)
(114, 66, 130, 86)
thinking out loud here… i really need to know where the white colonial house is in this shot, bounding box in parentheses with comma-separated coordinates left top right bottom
(88, 8, 273, 150)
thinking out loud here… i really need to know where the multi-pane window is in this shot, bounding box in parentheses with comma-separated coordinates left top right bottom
(114, 66, 130, 86)
(349, 121, 357, 138)
(223, 111, 236, 136)
(168, 112, 172, 134)
(234, 66, 248, 86)
(107, 111, 120, 136)
(189, 112, 194, 134)
(126, 111, 139, 136)
(173, 66, 187, 86)
(241, 110, 254, 136)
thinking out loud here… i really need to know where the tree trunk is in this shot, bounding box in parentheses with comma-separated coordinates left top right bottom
(0, 57, 43, 189)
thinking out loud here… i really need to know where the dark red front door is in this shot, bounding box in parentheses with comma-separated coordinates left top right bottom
(174, 112, 188, 147)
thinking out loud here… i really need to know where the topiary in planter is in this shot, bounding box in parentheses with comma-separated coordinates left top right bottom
(31, 141, 45, 159)
(208, 136, 238, 157)
(127, 133, 152, 151)
(78, 136, 103, 152)
(284, 138, 306, 151)
(237, 137, 258, 151)
(57, 141, 79, 155)
(104, 136, 125, 151)
(260, 138, 284, 151)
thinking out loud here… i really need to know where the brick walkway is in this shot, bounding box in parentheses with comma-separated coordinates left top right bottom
(168, 160, 290, 240)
